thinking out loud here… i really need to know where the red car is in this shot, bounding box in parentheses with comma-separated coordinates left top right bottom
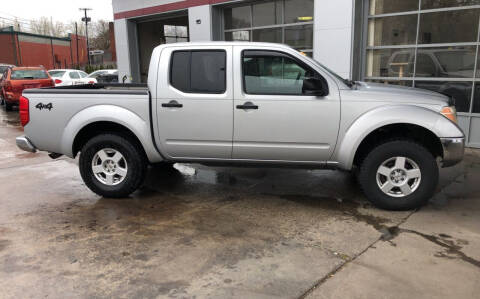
(1, 67, 54, 111)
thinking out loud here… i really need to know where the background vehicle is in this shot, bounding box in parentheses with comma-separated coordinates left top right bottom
(0, 64, 15, 79)
(96, 71, 119, 83)
(48, 69, 97, 87)
(16, 42, 465, 210)
(2, 67, 54, 111)
(87, 69, 118, 80)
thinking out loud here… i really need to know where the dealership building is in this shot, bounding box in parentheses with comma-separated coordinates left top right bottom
(112, 0, 480, 147)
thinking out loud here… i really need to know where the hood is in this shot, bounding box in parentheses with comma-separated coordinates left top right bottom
(351, 81, 450, 107)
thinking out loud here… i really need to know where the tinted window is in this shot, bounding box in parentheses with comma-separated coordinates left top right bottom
(242, 51, 315, 95)
(170, 50, 226, 94)
(69, 72, 80, 79)
(11, 69, 49, 80)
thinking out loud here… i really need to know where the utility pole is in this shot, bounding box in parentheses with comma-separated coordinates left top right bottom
(79, 8, 92, 65)
(75, 22, 79, 68)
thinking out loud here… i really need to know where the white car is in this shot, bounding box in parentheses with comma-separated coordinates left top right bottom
(87, 69, 118, 79)
(48, 69, 97, 86)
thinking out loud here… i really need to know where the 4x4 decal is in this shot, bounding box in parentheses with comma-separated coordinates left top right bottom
(35, 102, 53, 111)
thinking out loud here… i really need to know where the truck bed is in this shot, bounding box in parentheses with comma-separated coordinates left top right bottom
(23, 83, 149, 95)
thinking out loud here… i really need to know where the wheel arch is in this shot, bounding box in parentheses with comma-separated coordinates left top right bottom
(335, 105, 460, 170)
(61, 105, 163, 162)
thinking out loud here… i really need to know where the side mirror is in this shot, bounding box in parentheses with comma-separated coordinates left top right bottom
(303, 77, 329, 97)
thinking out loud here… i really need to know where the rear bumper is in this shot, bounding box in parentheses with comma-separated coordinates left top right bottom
(441, 137, 464, 167)
(16, 136, 36, 153)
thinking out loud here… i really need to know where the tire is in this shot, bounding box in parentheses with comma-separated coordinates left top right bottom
(79, 133, 147, 198)
(5, 101, 12, 111)
(358, 140, 439, 210)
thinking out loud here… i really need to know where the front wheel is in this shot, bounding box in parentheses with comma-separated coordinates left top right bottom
(79, 134, 147, 198)
(358, 140, 439, 210)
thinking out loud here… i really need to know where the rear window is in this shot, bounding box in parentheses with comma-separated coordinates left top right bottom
(11, 69, 49, 80)
(170, 50, 226, 94)
(48, 71, 66, 78)
(0, 66, 9, 73)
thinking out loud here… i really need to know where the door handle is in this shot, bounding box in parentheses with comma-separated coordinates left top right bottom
(236, 102, 258, 110)
(162, 100, 183, 108)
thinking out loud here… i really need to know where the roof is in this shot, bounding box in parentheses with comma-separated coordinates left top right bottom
(12, 67, 46, 70)
(156, 41, 294, 48)
(47, 69, 80, 72)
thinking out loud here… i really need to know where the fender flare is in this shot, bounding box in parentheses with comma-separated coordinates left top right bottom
(335, 105, 463, 170)
(60, 105, 163, 162)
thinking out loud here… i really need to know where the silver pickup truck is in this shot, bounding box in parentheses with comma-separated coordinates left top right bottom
(16, 42, 464, 210)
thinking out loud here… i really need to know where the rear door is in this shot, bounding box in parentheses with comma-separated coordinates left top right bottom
(155, 45, 233, 159)
(232, 46, 340, 162)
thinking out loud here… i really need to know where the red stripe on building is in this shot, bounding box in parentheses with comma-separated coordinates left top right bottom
(114, 0, 231, 19)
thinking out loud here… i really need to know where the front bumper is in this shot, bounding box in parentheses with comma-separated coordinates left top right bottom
(441, 137, 465, 167)
(16, 136, 37, 153)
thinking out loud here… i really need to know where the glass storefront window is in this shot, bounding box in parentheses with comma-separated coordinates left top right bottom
(415, 47, 476, 78)
(422, 0, 480, 9)
(369, 0, 419, 15)
(225, 31, 250, 41)
(224, 6, 251, 29)
(415, 81, 473, 112)
(366, 48, 415, 77)
(473, 83, 480, 113)
(285, 25, 313, 50)
(252, 1, 282, 27)
(223, 0, 314, 54)
(252, 28, 282, 43)
(284, 0, 314, 24)
(419, 9, 480, 44)
(368, 15, 418, 46)
(367, 79, 413, 87)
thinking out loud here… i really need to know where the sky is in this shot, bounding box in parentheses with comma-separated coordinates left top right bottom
(0, 0, 113, 27)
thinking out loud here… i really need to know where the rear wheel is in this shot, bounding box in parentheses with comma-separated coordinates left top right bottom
(79, 134, 147, 198)
(358, 140, 439, 210)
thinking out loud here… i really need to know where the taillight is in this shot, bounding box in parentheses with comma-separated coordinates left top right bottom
(54, 79, 62, 84)
(88, 81, 95, 84)
(19, 96, 29, 126)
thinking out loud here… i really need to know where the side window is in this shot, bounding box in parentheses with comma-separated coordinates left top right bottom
(79, 71, 88, 78)
(242, 51, 315, 95)
(170, 50, 226, 94)
(69, 72, 80, 79)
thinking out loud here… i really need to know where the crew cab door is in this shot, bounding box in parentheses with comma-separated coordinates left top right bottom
(232, 46, 340, 162)
(155, 45, 233, 159)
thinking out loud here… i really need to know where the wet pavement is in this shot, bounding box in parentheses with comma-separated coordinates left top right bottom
(0, 108, 479, 298)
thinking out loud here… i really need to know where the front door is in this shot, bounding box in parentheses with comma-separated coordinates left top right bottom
(156, 46, 233, 159)
(232, 48, 340, 162)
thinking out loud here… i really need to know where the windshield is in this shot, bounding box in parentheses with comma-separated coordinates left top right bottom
(11, 69, 49, 80)
(88, 70, 107, 78)
(301, 55, 351, 86)
(48, 71, 66, 78)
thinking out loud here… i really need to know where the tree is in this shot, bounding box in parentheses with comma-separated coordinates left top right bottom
(90, 20, 110, 50)
(30, 17, 66, 37)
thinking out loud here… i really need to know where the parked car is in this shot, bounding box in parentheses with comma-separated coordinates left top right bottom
(16, 42, 464, 210)
(87, 69, 118, 80)
(48, 69, 97, 87)
(0, 64, 15, 79)
(1, 67, 54, 111)
(96, 71, 119, 83)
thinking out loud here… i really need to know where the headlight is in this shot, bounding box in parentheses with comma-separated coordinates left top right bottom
(441, 106, 457, 123)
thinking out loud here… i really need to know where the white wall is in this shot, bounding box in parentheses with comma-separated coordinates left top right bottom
(114, 19, 132, 82)
(113, 0, 181, 14)
(188, 5, 213, 41)
(313, 0, 354, 79)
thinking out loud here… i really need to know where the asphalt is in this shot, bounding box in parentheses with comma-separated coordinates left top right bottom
(0, 107, 478, 298)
